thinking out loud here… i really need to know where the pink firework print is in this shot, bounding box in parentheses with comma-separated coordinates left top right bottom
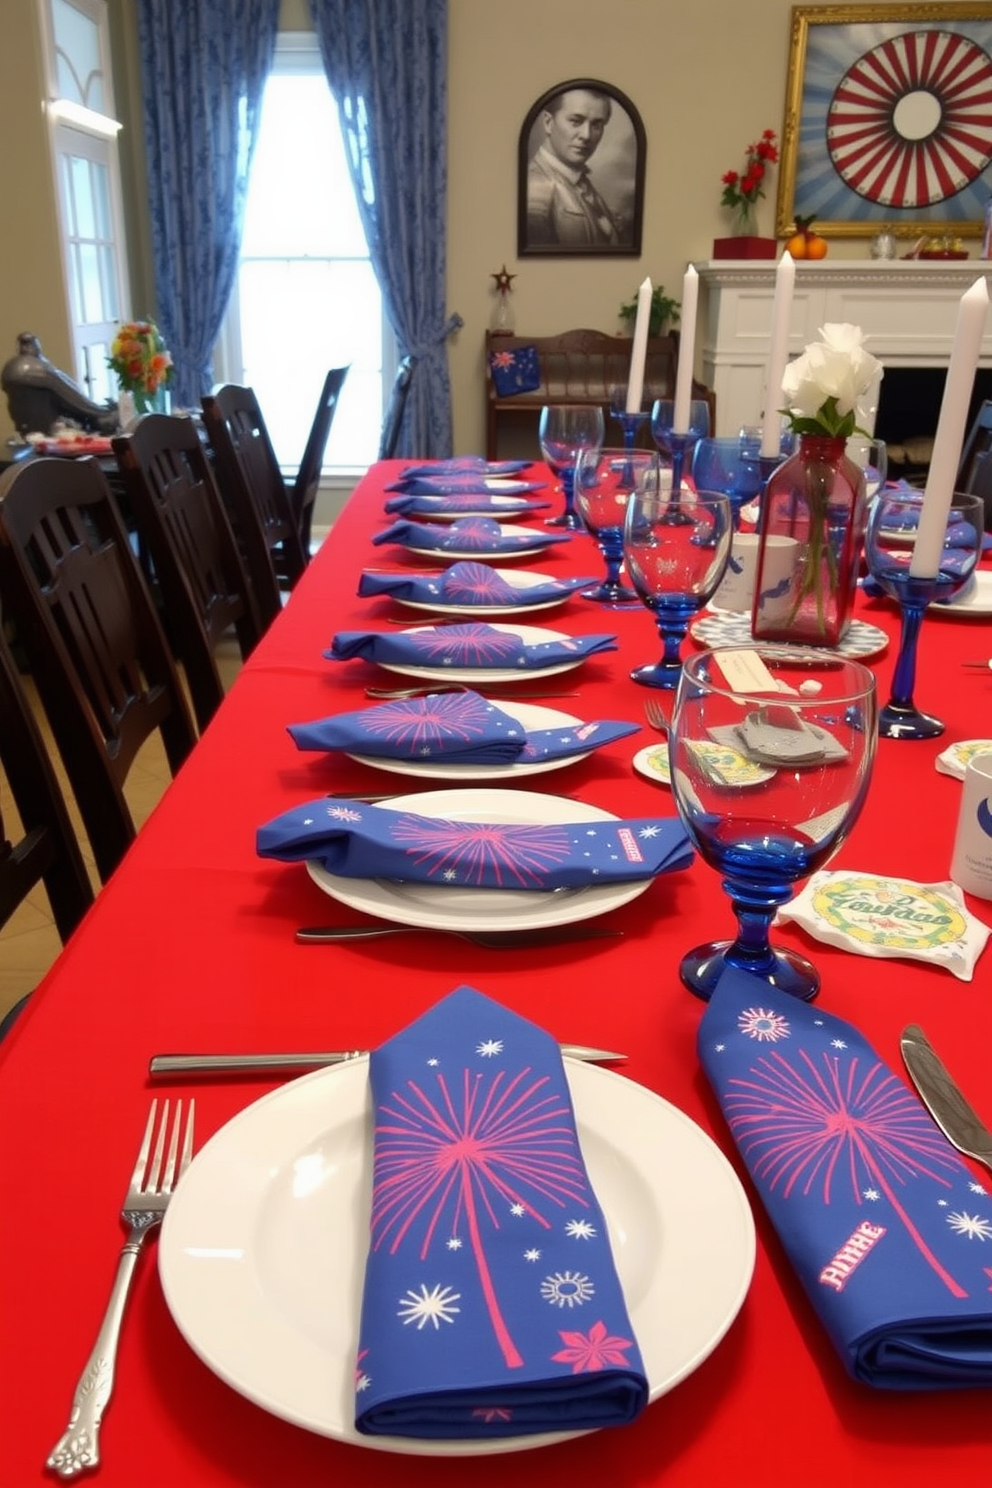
(551, 1320, 637, 1373)
(442, 564, 521, 604)
(371, 1065, 589, 1368)
(725, 1047, 969, 1296)
(403, 624, 522, 664)
(389, 813, 573, 886)
(361, 692, 495, 748)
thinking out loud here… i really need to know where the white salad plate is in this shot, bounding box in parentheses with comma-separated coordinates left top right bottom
(394, 569, 572, 616)
(932, 569, 992, 617)
(347, 700, 595, 782)
(399, 524, 563, 564)
(305, 787, 655, 931)
(377, 623, 590, 685)
(159, 1057, 756, 1457)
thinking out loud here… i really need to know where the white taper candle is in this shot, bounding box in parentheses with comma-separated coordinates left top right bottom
(760, 251, 796, 457)
(672, 265, 699, 433)
(626, 277, 653, 413)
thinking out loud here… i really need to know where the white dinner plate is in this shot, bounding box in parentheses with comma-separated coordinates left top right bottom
(690, 612, 889, 661)
(399, 523, 562, 564)
(347, 700, 597, 782)
(305, 787, 658, 930)
(932, 568, 992, 617)
(394, 569, 572, 617)
(159, 1057, 756, 1457)
(377, 623, 588, 685)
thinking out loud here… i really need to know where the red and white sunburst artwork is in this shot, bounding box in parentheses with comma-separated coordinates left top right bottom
(826, 29, 992, 208)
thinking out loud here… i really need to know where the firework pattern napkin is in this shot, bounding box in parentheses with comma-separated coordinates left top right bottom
(384, 490, 550, 516)
(372, 516, 572, 555)
(287, 691, 639, 764)
(357, 562, 599, 608)
(256, 797, 693, 888)
(399, 458, 533, 477)
(355, 985, 648, 1438)
(324, 623, 617, 671)
(698, 967, 992, 1390)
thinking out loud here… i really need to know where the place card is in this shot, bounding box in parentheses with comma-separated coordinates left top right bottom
(777, 870, 990, 982)
(935, 738, 992, 782)
(714, 648, 779, 693)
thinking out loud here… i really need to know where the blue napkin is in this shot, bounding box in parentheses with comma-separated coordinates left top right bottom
(400, 459, 533, 477)
(698, 967, 992, 1390)
(358, 561, 600, 608)
(385, 478, 547, 499)
(354, 986, 647, 1438)
(373, 517, 572, 555)
(257, 797, 693, 887)
(324, 623, 618, 671)
(384, 490, 550, 516)
(287, 691, 639, 764)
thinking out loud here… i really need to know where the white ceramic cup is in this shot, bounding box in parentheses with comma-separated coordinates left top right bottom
(711, 532, 798, 616)
(950, 751, 992, 901)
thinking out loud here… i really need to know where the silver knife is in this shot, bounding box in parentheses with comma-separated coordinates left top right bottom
(149, 1043, 627, 1078)
(900, 1024, 992, 1177)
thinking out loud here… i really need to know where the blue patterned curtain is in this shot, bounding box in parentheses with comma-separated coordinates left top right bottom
(308, 0, 460, 458)
(135, 0, 280, 407)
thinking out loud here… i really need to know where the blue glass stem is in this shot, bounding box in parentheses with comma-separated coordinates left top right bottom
(879, 596, 944, 739)
(557, 466, 584, 531)
(613, 411, 649, 483)
(722, 876, 794, 974)
(889, 600, 925, 711)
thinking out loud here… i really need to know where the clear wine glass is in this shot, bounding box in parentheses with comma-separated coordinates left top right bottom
(650, 398, 710, 520)
(573, 447, 659, 604)
(865, 489, 983, 739)
(623, 486, 733, 687)
(670, 645, 878, 1001)
(846, 436, 888, 504)
(538, 404, 605, 530)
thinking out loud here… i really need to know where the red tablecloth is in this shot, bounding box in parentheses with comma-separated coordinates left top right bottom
(2, 461, 990, 1487)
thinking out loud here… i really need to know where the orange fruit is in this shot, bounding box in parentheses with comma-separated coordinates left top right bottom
(786, 232, 807, 258)
(805, 234, 828, 260)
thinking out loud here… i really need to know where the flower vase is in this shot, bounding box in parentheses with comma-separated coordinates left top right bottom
(133, 386, 170, 416)
(750, 434, 867, 648)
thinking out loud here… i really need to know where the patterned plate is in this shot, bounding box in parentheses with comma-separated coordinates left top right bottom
(690, 613, 888, 661)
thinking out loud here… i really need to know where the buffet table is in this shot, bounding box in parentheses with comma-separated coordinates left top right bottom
(1, 460, 990, 1486)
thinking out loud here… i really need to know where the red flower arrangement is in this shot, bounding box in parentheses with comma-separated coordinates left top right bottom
(720, 129, 779, 231)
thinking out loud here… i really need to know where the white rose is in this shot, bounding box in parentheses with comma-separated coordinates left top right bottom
(781, 323, 883, 424)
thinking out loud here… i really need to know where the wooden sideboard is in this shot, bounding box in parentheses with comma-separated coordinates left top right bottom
(484, 329, 715, 460)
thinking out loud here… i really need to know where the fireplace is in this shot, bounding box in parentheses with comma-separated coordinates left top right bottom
(695, 261, 992, 469)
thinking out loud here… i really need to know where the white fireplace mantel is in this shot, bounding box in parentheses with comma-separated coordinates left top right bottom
(694, 259, 992, 437)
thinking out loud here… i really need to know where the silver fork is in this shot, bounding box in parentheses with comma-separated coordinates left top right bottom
(47, 1100, 196, 1479)
(643, 696, 670, 734)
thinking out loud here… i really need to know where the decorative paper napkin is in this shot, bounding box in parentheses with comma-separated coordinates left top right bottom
(324, 623, 618, 671)
(776, 871, 990, 981)
(385, 478, 546, 499)
(287, 691, 639, 764)
(384, 490, 550, 516)
(698, 966, 992, 1390)
(256, 797, 693, 888)
(355, 985, 648, 1438)
(357, 561, 599, 609)
(372, 517, 572, 555)
(399, 459, 533, 477)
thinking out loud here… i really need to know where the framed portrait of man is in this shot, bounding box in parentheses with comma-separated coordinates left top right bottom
(517, 79, 646, 257)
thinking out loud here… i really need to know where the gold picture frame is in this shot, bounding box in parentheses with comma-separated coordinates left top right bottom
(776, 3, 992, 239)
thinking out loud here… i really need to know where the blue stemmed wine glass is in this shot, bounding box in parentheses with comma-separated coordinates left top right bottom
(669, 645, 878, 1001)
(573, 447, 659, 604)
(538, 404, 605, 530)
(650, 398, 710, 522)
(691, 435, 764, 529)
(623, 486, 733, 687)
(865, 489, 983, 739)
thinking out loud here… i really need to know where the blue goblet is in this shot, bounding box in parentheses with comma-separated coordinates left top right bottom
(574, 447, 658, 604)
(539, 404, 605, 530)
(670, 645, 878, 1001)
(650, 398, 710, 523)
(865, 489, 983, 739)
(691, 436, 764, 528)
(609, 385, 650, 463)
(623, 486, 733, 687)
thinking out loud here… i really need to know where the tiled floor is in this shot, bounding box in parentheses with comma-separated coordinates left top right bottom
(0, 636, 245, 1027)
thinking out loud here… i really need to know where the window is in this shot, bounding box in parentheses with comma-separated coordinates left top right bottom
(41, 0, 128, 404)
(216, 34, 389, 473)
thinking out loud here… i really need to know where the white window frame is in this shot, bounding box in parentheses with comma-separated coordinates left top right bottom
(38, 0, 130, 400)
(214, 31, 395, 477)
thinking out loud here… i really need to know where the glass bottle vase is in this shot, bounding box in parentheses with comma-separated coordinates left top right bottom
(750, 434, 867, 648)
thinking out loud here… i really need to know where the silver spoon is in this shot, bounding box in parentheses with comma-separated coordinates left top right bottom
(296, 924, 621, 948)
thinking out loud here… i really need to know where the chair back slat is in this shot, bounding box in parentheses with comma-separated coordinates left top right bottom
(292, 366, 349, 557)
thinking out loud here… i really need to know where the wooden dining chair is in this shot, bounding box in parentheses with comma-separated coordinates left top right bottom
(378, 355, 416, 459)
(201, 384, 307, 627)
(112, 414, 264, 733)
(957, 398, 992, 530)
(0, 606, 95, 1039)
(0, 455, 197, 885)
(292, 366, 349, 560)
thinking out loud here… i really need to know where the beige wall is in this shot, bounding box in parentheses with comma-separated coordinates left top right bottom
(0, 0, 976, 451)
